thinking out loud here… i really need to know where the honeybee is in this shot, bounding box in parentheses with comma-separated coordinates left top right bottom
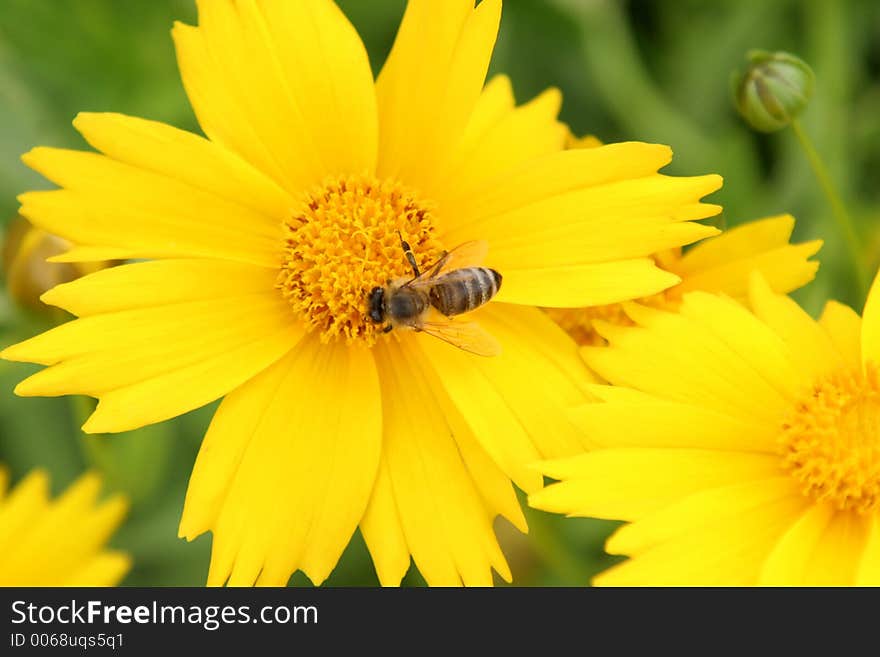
(367, 234, 503, 356)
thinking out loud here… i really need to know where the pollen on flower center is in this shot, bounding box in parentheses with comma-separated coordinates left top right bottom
(277, 174, 444, 344)
(780, 364, 880, 513)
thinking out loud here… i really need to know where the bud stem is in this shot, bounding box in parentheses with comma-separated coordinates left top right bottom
(789, 118, 868, 296)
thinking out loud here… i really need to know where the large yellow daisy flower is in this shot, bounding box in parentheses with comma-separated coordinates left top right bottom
(0, 0, 721, 586)
(531, 273, 880, 585)
(0, 468, 129, 586)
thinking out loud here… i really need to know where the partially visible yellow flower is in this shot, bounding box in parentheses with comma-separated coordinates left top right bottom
(0, 468, 129, 586)
(531, 273, 880, 586)
(546, 214, 822, 345)
(2, 216, 116, 312)
(0, 0, 722, 587)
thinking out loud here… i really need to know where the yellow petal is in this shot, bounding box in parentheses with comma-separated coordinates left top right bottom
(73, 112, 293, 219)
(360, 457, 412, 587)
(185, 337, 382, 587)
(441, 143, 675, 224)
(418, 304, 595, 492)
(20, 148, 281, 267)
(584, 298, 792, 425)
(496, 258, 681, 308)
(672, 215, 821, 299)
(748, 273, 840, 382)
(4, 287, 302, 433)
(606, 478, 803, 556)
(370, 339, 511, 586)
(861, 269, 880, 368)
(530, 448, 780, 522)
(856, 515, 880, 585)
(65, 552, 133, 587)
(760, 505, 871, 585)
(41, 259, 279, 317)
(377, 0, 501, 193)
(409, 339, 527, 538)
(819, 300, 862, 371)
(677, 291, 803, 402)
(434, 85, 566, 199)
(174, 0, 377, 193)
(595, 487, 805, 586)
(569, 396, 776, 453)
(672, 232, 821, 299)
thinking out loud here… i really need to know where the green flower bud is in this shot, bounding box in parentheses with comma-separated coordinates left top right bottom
(733, 50, 815, 133)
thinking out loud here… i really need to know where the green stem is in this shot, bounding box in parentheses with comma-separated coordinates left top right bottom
(790, 118, 868, 296)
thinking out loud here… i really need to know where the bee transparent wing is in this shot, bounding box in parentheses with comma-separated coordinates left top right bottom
(410, 239, 489, 284)
(417, 318, 502, 357)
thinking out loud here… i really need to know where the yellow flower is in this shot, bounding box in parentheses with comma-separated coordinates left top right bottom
(0, 468, 129, 586)
(545, 133, 821, 346)
(0, 0, 721, 586)
(531, 273, 880, 585)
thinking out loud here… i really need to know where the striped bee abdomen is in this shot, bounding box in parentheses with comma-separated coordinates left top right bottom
(428, 267, 502, 317)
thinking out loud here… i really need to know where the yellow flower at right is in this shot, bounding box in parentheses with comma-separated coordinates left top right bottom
(531, 271, 880, 585)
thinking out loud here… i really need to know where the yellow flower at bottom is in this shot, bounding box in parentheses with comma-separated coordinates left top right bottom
(0, 0, 723, 586)
(531, 273, 880, 586)
(546, 214, 822, 346)
(0, 468, 129, 586)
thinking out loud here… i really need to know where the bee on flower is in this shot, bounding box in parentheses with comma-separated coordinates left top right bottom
(1, 0, 723, 586)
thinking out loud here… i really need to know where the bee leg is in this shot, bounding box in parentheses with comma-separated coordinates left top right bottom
(382, 324, 393, 333)
(397, 230, 420, 277)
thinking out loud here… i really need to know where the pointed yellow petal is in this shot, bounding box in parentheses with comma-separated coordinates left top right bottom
(435, 85, 566, 198)
(360, 458, 412, 587)
(497, 259, 681, 308)
(530, 449, 780, 522)
(186, 337, 382, 587)
(584, 297, 792, 425)
(370, 339, 511, 586)
(606, 478, 803, 556)
(65, 552, 132, 587)
(73, 112, 293, 219)
(749, 272, 840, 381)
(4, 286, 302, 432)
(19, 147, 281, 266)
(409, 340, 527, 538)
(418, 304, 595, 492)
(40, 259, 280, 317)
(377, 0, 501, 192)
(819, 300, 862, 370)
(677, 291, 802, 402)
(672, 214, 818, 289)
(760, 505, 870, 585)
(174, 0, 377, 193)
(594, 489, 805, 586)
(569, 396, 776, 453)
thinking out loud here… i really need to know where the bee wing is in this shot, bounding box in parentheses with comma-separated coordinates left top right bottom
(410, 240, 489, 285)
(417, 318, 502, 357)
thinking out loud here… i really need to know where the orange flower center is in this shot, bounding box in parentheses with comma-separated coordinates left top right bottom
(780, 365, 880, 513)
(276, 174, 443, 344)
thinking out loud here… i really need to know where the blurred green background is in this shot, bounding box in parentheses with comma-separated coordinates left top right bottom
(0, 0, 878, 586)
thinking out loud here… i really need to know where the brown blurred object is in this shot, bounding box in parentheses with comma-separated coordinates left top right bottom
(1, 215, 116, 312)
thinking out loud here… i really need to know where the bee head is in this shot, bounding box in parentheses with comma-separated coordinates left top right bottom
(367, 286, 385, 323)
